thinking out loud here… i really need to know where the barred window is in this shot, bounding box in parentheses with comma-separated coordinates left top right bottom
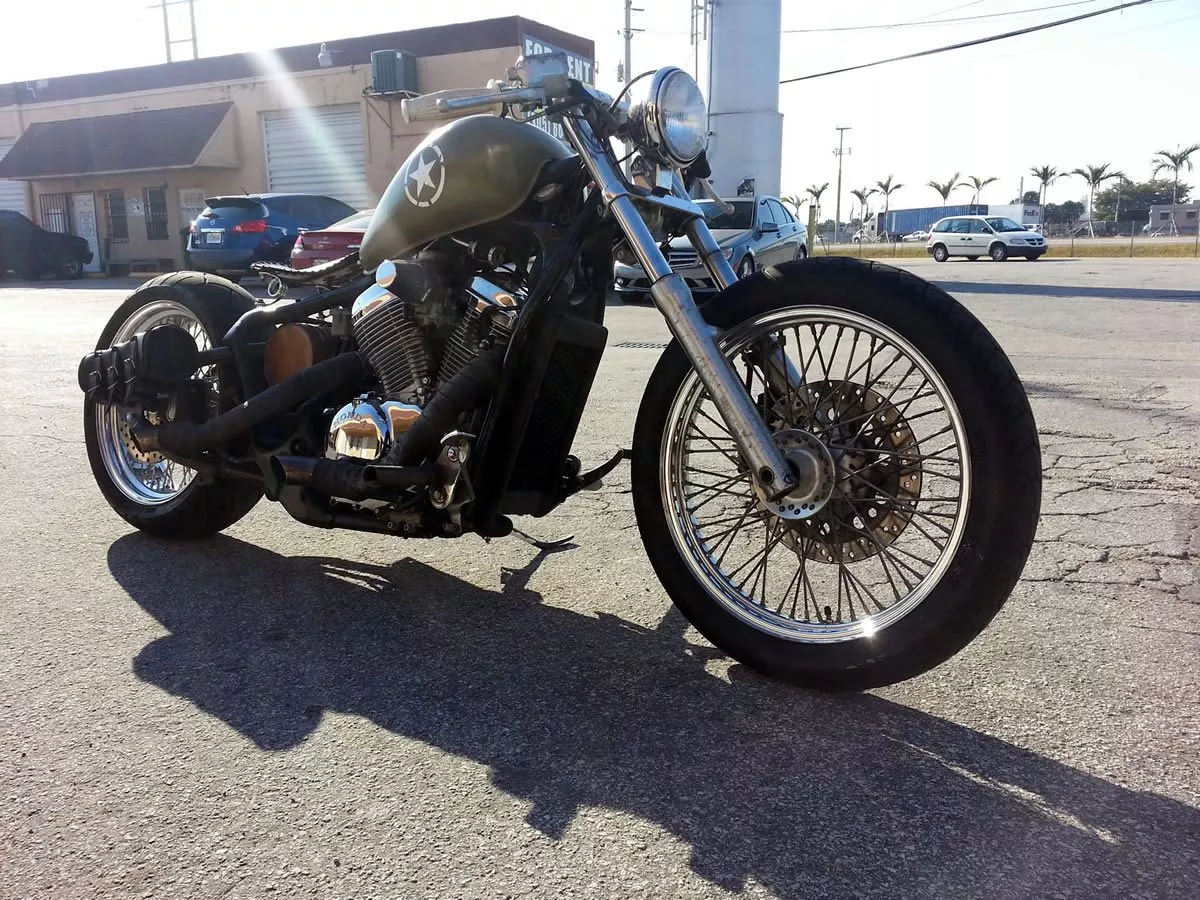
(144, 187, 169, 241)
(104, 190, 129, 244)
(38, 192, 71, 234)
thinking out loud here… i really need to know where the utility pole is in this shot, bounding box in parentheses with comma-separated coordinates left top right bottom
(619, 0, 644, 168)
(153, 0, 199, 63)
(621, 0, 644, 86)
(690, 2, 710, 82)
(833, 126, 851, 244)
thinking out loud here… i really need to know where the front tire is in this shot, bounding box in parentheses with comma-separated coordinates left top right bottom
(56, 253, 84, 279)
(737, 256, 756, 279)
(990, 243, 1009, 262)
(631, 257, 1041, 690)
(83, 273, 264, 539)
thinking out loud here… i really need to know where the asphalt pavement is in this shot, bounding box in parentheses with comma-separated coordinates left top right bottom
(2, 258, 1198, 898)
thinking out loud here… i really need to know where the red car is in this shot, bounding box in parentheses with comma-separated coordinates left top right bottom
(289, 209, 373, 268)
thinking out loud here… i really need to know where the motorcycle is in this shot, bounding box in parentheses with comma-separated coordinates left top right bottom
(78, 54, 1041, 689)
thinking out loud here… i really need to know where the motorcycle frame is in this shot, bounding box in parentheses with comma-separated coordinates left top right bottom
(139, 77, 804, 535)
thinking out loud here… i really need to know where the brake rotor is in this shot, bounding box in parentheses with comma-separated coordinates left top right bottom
(776, 380, 922, 564)
(118, 412, 164, 466)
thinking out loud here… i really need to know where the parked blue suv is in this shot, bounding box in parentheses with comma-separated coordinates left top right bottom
(186, 193, 358, 283)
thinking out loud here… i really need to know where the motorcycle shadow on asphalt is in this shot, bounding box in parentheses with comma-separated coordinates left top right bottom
(108, 533, 1197, 898)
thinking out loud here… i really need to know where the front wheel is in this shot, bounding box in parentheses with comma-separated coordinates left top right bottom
(56, 253, 83, 279)
(631, 257, 1041, 690)
(990, 243, 1009, 262)
(83, 273, 264, 538)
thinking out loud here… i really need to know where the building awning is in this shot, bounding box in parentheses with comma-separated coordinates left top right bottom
(0, 102, 237, 180)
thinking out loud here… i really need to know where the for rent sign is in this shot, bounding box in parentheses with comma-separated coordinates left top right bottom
(519, 35, 596, 146)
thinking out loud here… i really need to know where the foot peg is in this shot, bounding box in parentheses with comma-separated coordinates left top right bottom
(562, 449, 628, 496)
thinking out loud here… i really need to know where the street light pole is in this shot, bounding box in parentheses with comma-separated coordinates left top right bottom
(833, 126, 851, 244)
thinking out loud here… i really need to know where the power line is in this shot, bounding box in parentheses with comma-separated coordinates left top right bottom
(780, 0, 1157, 84)
(783, 0, 1108, 34)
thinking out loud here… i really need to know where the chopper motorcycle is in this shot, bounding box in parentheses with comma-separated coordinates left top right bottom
(78, 55, 1041, 689)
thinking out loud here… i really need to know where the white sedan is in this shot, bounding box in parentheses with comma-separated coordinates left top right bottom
(901, 230, 930, 242)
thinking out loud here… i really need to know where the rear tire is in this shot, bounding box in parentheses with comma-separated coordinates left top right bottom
(631, 257, 1041, 690)
(932, 244, 949, 262)
(83, 272, 263, 539)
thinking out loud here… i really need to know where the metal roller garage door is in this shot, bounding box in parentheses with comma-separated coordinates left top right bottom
(262, 104, 369, 210)
(0, 139, 28, 214)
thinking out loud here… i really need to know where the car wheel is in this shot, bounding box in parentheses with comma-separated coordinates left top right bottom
(737, 256, 756, 279)
(966, 256, 980, 261)
(794, 244, 809, 261)
(990, 243, 1009, 262)
(932, 244, 949, 263)
(56, 254, 83, 280)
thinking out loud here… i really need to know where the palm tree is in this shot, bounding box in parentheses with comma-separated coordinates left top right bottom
(1070, 163, 1126, 219)
(874, 175, 904, 234)
(805, 182, 829, 223)
(780, 194, 807, 218)
(1030, 165, 1058, 207)
(927, 173, 962, 210)
(964, 175, 998, 206)
(1151, 144, 1200, 206)
(850, 187, 877, 226)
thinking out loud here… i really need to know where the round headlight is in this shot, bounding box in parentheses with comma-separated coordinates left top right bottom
(630, 67, 708, 167)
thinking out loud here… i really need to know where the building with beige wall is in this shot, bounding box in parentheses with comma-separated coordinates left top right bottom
(0, 16, 594, 273)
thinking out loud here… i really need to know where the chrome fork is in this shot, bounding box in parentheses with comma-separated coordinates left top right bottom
(563, 116, 797, 498)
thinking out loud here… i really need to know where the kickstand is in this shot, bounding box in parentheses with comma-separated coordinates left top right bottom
(511, 527, 576, 552)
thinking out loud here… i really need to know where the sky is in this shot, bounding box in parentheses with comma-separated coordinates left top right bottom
(3, 0, 1199, 217)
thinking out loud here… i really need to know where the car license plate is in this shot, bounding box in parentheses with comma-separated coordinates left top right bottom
(204, 231, 223, 244)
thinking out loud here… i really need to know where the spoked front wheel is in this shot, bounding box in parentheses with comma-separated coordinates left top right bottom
(632, 257, 1041, 689)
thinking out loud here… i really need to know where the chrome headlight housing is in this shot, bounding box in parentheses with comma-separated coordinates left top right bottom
(628, 67, 708, 167)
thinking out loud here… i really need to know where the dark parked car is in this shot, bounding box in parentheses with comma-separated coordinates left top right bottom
(185, 193, 357, 282)
(0, 209, 93, 279)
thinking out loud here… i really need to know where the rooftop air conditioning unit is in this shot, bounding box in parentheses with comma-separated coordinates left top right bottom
(371, 50, 418, 95)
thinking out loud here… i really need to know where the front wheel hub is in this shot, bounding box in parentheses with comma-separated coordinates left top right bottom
(763, 429, 835, 520)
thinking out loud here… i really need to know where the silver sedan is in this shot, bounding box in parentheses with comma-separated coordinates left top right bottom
(613, 196, 809, 302)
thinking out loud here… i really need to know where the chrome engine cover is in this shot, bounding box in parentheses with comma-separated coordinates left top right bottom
(327, 396, 422, 462)
(326, 395, 423, 509)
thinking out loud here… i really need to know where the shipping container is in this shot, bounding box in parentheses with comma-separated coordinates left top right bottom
(881, 205, 987, 238)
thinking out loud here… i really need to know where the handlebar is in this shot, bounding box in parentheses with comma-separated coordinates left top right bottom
(400, 86, 546, 124)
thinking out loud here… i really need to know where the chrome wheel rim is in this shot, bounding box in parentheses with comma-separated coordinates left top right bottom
(661, 307, 971, 643)
(93, 300, 214, 506)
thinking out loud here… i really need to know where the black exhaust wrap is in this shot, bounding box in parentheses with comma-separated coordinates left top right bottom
(147, 352, 368, 457)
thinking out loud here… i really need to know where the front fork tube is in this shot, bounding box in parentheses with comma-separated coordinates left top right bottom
(684, 214, 804, 406)
(606, 196, 797, 497)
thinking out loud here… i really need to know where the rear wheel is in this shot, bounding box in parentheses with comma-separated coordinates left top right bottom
(990, 243, 1009, 262)
(931, 244, 949, 263)
(632, 257, 1041, 689)
(83, 273, 263, 538)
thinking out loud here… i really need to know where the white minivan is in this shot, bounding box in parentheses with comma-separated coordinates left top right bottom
(926, 215, 1049, 262)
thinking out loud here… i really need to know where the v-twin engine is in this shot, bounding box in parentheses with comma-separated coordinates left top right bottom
(327, 261, 518, 477)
